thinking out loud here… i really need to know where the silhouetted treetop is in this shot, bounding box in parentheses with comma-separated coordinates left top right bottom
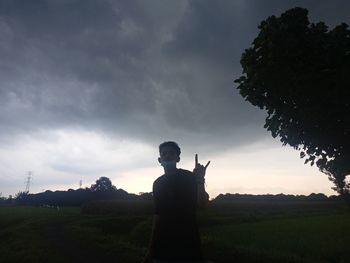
(235, 7, 350, 203)
(90, 176, 116, 192)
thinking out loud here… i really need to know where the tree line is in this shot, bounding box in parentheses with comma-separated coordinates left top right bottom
(0, 176, 152, 206)
(213, 193, 340, 202)
(0, 176, 341, 206)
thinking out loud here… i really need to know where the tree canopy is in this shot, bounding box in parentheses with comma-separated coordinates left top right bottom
(235, 7, 350, 198)
(90, 176, 116, 192)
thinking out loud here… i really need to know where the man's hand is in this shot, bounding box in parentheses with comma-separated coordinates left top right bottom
(193, 154, 210, 184)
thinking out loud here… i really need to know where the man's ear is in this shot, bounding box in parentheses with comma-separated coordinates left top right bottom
(176, 156, 180, 163)
(158, 157, 162, 164)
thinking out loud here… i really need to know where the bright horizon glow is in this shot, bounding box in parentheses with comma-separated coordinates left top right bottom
(0, 129, 335, 198)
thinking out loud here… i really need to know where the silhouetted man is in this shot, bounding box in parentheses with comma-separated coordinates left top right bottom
(144, 141, 210, 263)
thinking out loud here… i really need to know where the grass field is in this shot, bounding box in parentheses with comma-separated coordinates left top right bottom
(0, 201, 349, 263)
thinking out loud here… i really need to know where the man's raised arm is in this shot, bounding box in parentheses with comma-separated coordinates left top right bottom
(193, 154, 210, 208)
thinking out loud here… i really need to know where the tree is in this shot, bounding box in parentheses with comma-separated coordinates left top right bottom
(235, 7, 350, 203)
(0, 192, 6, 204)
(15, 191, 29, 205)
(90, 177, 116, 192)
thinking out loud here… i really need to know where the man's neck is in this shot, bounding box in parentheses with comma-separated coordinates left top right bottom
(164, 167, 178, 175)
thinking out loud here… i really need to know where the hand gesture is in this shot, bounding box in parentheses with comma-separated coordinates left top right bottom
(193, 154, 210, 184)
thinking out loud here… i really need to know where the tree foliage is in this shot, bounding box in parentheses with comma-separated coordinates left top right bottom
(235, 7, 350, 198)
(90, 176, 116, 192)
(15, 191, 29, 205)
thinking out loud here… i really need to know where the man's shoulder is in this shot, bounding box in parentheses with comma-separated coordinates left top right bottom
(153, 174, 166, 186)
(153, 169, 194, 185)
(178, 168, 194, 177)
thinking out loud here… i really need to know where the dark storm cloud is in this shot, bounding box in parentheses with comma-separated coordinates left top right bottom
(0, 0, 161, 133)
(1, 0, 349, 151)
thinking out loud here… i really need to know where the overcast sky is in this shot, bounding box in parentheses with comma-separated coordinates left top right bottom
(1, 0, 349, 198)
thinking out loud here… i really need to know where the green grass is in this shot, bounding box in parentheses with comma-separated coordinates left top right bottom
(0, 206, 79, 263)
(0, 205, 148, 263)
(0, 202, 349, 263)
(202, 213, 350, 263)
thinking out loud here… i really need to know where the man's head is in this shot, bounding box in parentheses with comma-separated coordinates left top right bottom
(158, 141, 181, 166)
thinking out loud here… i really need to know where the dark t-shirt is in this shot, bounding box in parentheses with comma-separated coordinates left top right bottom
(152, 169, 202, 261)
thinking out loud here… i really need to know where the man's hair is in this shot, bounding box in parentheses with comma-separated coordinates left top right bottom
(159, 141, 181, 156)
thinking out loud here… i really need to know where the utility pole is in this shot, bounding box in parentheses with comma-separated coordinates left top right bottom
(25, 171, 33, 193)
(79, 179, 82, 189)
